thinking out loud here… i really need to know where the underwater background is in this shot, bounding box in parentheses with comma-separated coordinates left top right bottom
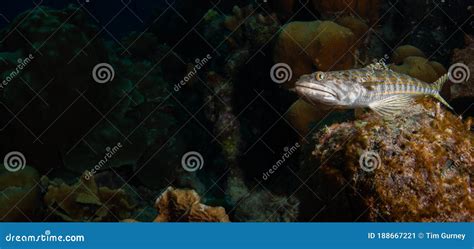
(0, 0, 472, 222)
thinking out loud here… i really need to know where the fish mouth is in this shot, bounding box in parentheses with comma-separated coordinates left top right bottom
(294, 82, 338, 100)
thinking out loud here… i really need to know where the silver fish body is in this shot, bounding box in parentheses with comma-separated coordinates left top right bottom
(294, 64, 451, 116)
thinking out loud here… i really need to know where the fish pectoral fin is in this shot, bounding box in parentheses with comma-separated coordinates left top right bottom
(368, 95, 414, 117)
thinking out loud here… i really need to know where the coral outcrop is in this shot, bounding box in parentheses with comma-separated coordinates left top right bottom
(204, 4, 279, 51)
(392, 45, 426, 64)
(43, 172, 135, 221)
(336, 16, 369, 45)
(297, 99, 473, 221)
(389, 45, 450, 98)
(274, 21, 356, 84)
(233, 190, 299, 222)
(0, 166, 41, 221)
(389, 45, 447, 86)
(0, 5, 186, 189)
(154, 187, 230, 222)
(390, 56, 445, 83)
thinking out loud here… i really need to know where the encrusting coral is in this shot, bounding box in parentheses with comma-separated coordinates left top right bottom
(297, 98, 473, 221)
(0, 166, 41, 221)
(154, 187, 230, 222)
(43, 172, 135, 222)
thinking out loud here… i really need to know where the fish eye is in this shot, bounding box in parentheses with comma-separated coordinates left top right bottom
(315, 72, 325, 81)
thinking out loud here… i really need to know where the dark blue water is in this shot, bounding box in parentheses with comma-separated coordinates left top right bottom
(0, 0, 166, 37)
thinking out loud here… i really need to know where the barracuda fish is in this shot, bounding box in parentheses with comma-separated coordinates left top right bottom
(294, 62, 452, 117)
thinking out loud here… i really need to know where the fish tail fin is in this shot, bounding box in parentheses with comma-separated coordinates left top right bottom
(433, 73, 449, 92)
(433, 93, 454, 110)
(432, 73, 453, 110)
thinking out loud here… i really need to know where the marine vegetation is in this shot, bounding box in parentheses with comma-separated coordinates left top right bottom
(0, 0, 471, 222)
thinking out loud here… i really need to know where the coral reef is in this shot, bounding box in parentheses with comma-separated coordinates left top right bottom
(0, 166, 41, 221)
(389, 45, 450, 98)
(0, 0, 472, 224)
(154, 187, 230, 222)
(285, 99, 329, 136)
(274, 21, 356, 84)
(389, 45, 447, 95)
(297, 99, 473, 221)
(335, 16, 369, 44)
(392, 45, 426, 64)
(0, 5, 188, 191)
(204, 4, 279, 51)
(43, 172, 135, 221)
(205, 72, 242, 162)
(390, 56, 445, 83)
(233, 190, 299, 222)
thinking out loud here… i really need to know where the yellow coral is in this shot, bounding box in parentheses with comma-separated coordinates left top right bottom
(392, 45, 426, 64)
(390, 56, 440, 83)
(154, 187, 230, 222)
(274, 21, 356, 85)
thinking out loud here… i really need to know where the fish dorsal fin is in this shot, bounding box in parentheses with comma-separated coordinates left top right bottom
(368, 95, 414, 118)
(433, 73, 449, 91)
(365, 61, 390, 71)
